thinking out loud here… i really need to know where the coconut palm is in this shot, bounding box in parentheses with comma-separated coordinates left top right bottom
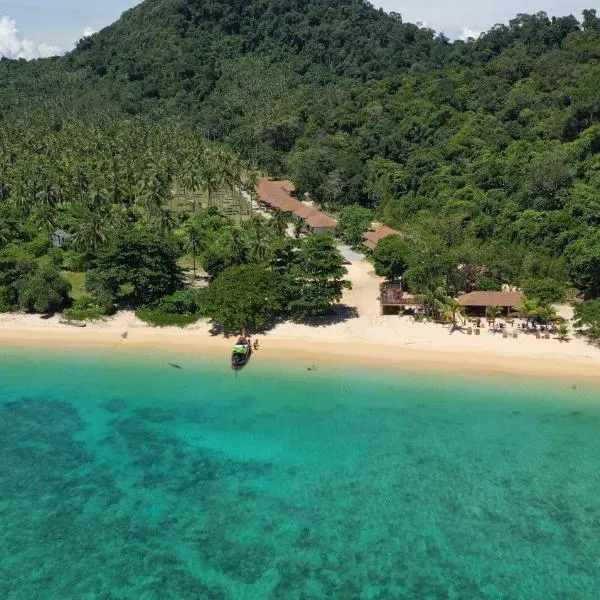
(443, 298, 466, 331)
(184, 217, 203, 282)
(243, 218, 273, 265)
(537, 304, 557, 325)
(485, 305, 503, 325)
(270, 209, 289, 237)
(415, 282, 448, 320)
(243, 171, 260, 217)
(516, 296, 541, 326)
(556, 323, 570, 342)
(73, 211, 107, 253)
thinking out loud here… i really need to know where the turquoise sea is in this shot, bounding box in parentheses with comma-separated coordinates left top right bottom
(1, 347, 599, 600)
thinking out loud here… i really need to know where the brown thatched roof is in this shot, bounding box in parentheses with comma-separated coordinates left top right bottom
(457, 291, 523, 308)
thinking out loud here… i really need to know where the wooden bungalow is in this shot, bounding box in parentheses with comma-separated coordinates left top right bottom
(379, 282, 424, 315)
(457, 291, 523, 317)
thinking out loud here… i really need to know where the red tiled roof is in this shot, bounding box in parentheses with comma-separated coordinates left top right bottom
(292, 204, 317, 220)
(256, 178, 301, 213)
(362, 225, 400, 251)
(305, 211, 338, 229)
(255, 178, 337, 228)
(457, 291, 523, 307)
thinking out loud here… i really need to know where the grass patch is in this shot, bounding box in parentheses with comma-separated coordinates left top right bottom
(63, 296, 107, 321)
(136, 308, 201, 327)
(62, 271, 86, 300)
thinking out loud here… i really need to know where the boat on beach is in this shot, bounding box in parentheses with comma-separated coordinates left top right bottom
(231, 339, 252, 370)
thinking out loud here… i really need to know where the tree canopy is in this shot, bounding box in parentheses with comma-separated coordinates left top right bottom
(205, 264, 287, 332)
(86, 229, 183, 307)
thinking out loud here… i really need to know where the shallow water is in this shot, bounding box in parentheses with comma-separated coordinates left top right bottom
(1, 347, 599, 599)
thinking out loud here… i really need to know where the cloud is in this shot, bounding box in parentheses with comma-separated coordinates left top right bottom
(0, 15, 61, 60)
(83, 27, 97, 38)
(459, 27, 483, 41)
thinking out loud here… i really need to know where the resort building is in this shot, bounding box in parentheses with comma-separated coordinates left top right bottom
(457, 291, 523, 317)
(362, 224, 400, 252)
(255, 177, 338, 235)
(303, 211, 338, 235)
(379, 281, 424, 315)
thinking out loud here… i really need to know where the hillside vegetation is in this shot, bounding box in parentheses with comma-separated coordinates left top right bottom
(1, 1, 600, 327)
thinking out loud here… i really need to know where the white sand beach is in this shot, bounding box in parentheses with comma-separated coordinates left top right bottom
(1, 257, 600, 381)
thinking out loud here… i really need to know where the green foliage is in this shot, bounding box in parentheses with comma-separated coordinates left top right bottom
(574, 300, 600, 344)
(47, 247, 64, 268)
(372, 235, 410, 280)
(16, 265, 71, 314)
(288, 234, 351, 316)
(86, 229, 183, 307)
(338, 204, 373, 247)
(0, 286, 18, 312)
(154, 289, 208, 315)
(475, 277, 503, 292)
(135, 309, 200, 328)
(1, 1, 600, 316)
(485, 306, 503, 323)
(63, 296, 106, 321)
(565, 231, 600, 298)
(205, 264, 287, 332)
(522, 278, 566, 304)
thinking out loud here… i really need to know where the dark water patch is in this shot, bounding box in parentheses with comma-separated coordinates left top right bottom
(101, 397, 127, 413)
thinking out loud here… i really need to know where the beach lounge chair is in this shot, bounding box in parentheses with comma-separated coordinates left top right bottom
(475, 328, 480, 336)
(544, 333, 550, 339)
(535, 332, 541, 339)
(502, 331, 508, 339)
(512, 332, 518, 339)
(467, 327, 473, 335)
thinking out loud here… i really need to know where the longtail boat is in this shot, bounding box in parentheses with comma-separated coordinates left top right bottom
(231, 339, 252, 370)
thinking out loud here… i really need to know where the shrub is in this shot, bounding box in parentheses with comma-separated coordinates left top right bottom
(522, 278, 566, 304)
(25, 235, 52, 258)
(154, 288, 208, 315)
(17, 265, 71, 314)
(63, 296, 106, 321)
(0, 286, 17, 312)
(136, 308, 200, 327)
(475, 276, 502, 291)
(47, 247, 64, 268)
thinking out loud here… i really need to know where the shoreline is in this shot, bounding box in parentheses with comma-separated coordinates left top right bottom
(2, 314, 600, 383)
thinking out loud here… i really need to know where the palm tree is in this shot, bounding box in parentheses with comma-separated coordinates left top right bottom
(516, 296, 541, 327)
(180, 163, 201, 212)
(243, 171, 260, 217)
(443, 298, 466, 332)
(485, 305, 503, 325)
(184, 217, 203, 282)
(537, 304, 557, 325)
(243, 218, 272, 265)
(73, 211, 107, 253)
(556, 323, 570, 342)
(415, 283, 448, 320)
(148, 208, 178, 236)
(270, 209, 289, 237)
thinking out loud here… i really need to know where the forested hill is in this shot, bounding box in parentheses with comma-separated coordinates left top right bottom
(2, 2, 600, 304)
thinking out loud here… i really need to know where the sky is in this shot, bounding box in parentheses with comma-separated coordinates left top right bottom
(0, 0, 593, 60)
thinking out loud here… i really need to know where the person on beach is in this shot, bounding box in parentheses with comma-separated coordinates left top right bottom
(253, 339, 259, 350)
